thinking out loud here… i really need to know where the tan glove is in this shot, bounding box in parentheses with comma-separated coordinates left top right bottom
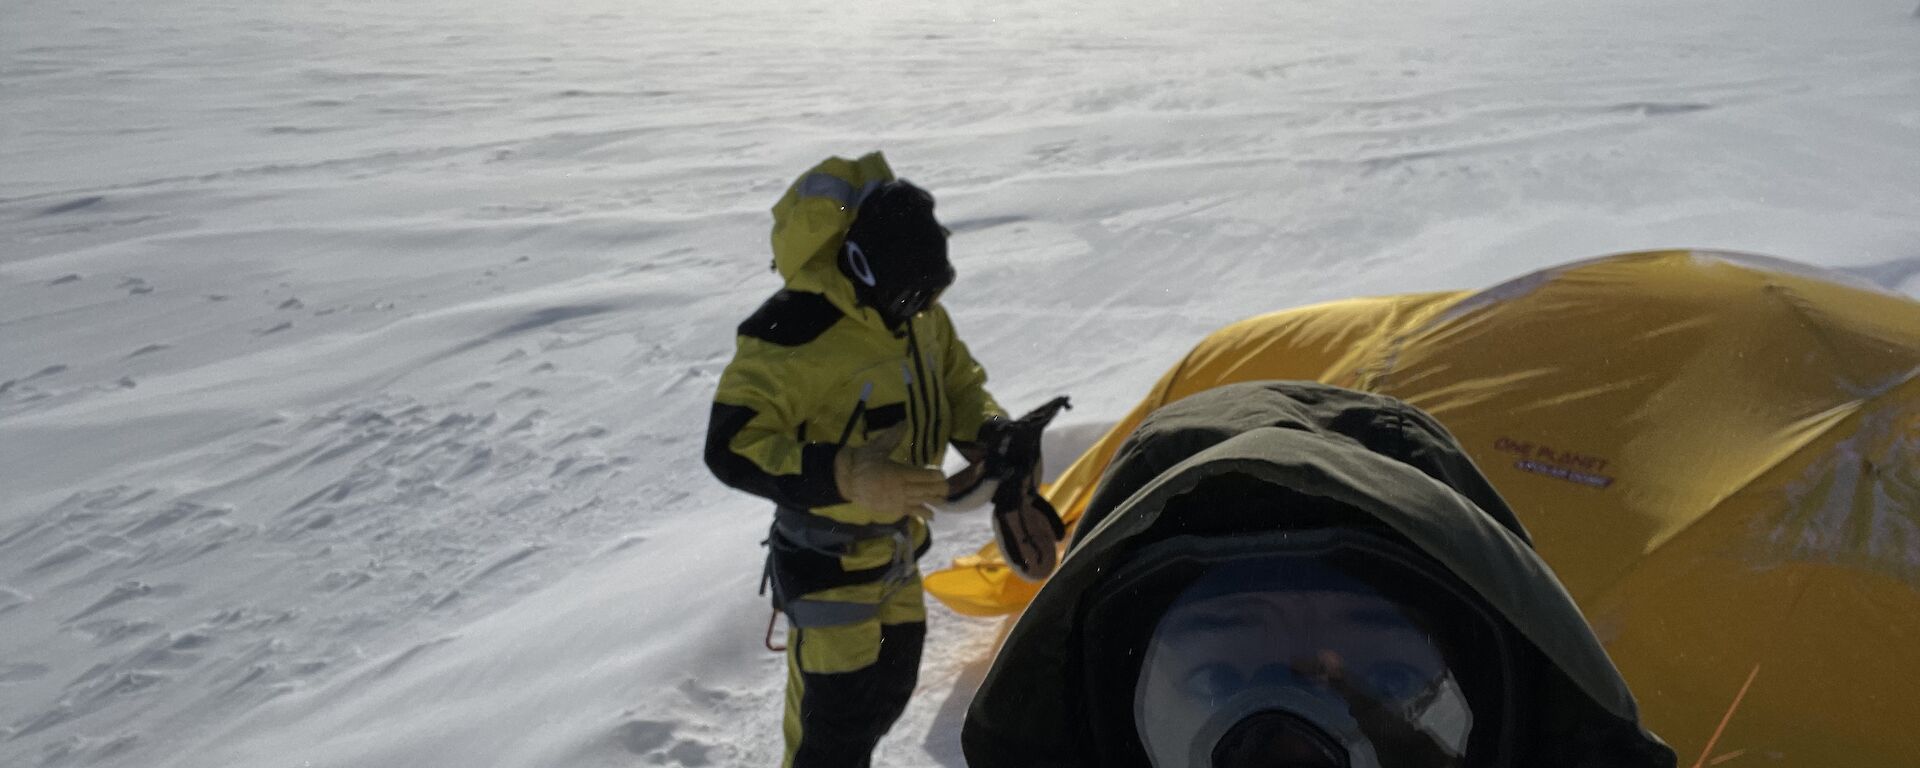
(833, 424, 946, 522)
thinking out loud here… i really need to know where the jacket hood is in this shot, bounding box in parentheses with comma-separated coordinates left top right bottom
(963, 381, 1675, 767)
(768, 151, 898, 331)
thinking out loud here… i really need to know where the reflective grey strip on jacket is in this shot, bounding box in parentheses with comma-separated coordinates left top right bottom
(772, 508, 916, 628)
(796, 173, 881, 210)
(773, 506, 907, 551)
(784, 598, 884, 628)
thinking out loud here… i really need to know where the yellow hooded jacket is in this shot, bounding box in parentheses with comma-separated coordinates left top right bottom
(705, 153, 1005, 588)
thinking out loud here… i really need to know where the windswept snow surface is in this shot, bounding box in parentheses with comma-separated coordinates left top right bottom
(2, 0, 1917, 765)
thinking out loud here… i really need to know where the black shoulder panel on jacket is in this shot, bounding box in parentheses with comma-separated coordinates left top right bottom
(739, 290, 843, 346)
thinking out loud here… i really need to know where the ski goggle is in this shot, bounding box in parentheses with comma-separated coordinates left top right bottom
(1081, 529, 1515, 768)
(842, 238, 953, 326)
(886, 284, 943, 323)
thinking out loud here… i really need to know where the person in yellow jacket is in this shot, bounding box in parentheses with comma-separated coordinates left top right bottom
(704, 153, 1011, 768)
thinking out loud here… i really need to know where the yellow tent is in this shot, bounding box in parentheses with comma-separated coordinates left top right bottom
(928, 249, 1920, 766)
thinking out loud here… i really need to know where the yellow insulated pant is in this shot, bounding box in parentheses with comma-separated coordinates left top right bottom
(781, 576, 927, 768)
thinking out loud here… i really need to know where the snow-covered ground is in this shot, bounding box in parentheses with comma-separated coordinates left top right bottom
(3, 0, 1917, 765)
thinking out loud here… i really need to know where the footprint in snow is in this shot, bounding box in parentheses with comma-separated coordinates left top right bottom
(610, 720, 714, 765)
(614, 719, 675, 754)
(254, 321, 293, 336)
(677, 678, 732, 707)
(48, 273, 83, 286)
(666, 739, 715, 766)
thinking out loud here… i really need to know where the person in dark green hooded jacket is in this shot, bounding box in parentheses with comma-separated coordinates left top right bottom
(963, 381, 1678, 768)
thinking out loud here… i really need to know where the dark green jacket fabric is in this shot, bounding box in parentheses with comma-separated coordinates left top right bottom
(962, 381, 1675, 767)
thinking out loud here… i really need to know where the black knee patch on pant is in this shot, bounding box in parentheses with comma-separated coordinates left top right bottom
(792, 621, 928, 768)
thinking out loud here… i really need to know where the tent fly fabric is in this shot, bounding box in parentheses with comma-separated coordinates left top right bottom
(929, 249, 1920, 767)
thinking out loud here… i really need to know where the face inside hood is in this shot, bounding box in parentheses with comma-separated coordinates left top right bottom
(768, 153, 951, 334)
(1080, 524, 1516, 768)
(961, 381, 1676, 768)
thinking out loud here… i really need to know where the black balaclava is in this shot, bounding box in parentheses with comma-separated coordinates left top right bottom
(839, 179, 954, 330)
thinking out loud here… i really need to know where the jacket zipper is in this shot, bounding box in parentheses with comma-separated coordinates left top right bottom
(900, 360, 921, 466)
(908, 322, 942, 467)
